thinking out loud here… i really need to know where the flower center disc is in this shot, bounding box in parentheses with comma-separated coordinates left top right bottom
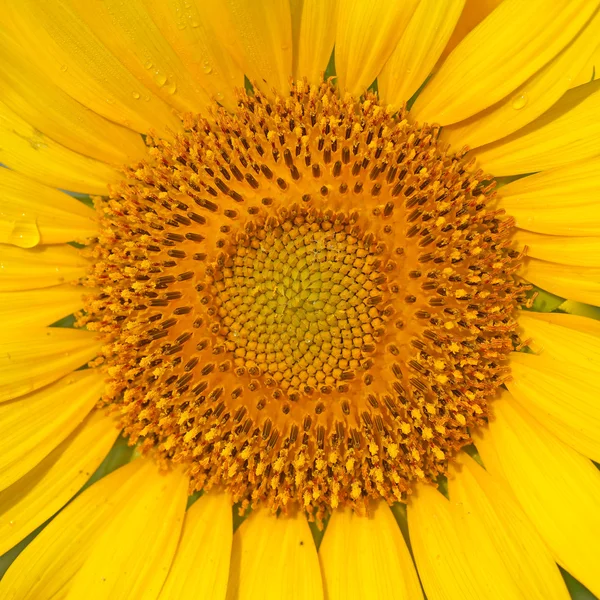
(82, 82, 526, 517)
(213, 212, 387, 397)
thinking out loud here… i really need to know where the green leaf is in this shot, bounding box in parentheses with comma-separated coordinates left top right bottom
(562, 568, 599, 600)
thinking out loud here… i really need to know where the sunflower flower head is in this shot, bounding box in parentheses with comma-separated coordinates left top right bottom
(78, 81, 528, 517)
(2, 1, 600, 599)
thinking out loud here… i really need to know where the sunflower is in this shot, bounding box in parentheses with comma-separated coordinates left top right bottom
(1, 0, 600, 598)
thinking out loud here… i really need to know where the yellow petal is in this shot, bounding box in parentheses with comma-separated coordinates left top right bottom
(0, 459, 162, 599)
(379, 0, 465, 110)
(0, 29, 146, 166)
(0, 169, 97, 248)
(448, 454, 570, 600)
(412, 0, 599, 125)
(437, 0, 503, 64)
(518, 311, 600, 365)
(475, 79, 600, 176)
(319, 503, 423, 600)
(408, 483, 481, 600)
(0, 409, 118, 556)
(65, 467, 188, 600)
(5, 1, 181, 137)
(520, 258, 600, 306)
(158, 493, 232, 600)
(409, 466, 569, 600)
(0, 369, 105, 491)
(335, 0, 419, 96)
(508, 352, 600, 462)
(0, 327, 101, 403)
(443, 8, 600, 149)
(290, 0, 337, 85)
(496, 157, 600, 236)
(211, 0, 293, 96)
(569, 41, 600, 88)
(64, 0, 210, 114)
(0, 286, 85, 328)
(474, 393, 600, 599)
(0, 244, 89, 292)
(0, 100, 120, 195)
(226, 509, 323, 600)
(514, 231, 600, 267)
(143, 0, 245, 111)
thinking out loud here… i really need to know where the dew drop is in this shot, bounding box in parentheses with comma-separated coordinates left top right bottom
(202, 60, 213, 74)
(7, 219, 41, 248)
(191, 20, 199, 28)
(153, 70, 167, 87)
(512, 93, 528, 110)
(165, 77, 177, 95)
(144, 60, 153, 70)
(132, 91, 140, 99)
(59, 64, 68, 73)
(176, 22, 186, 30)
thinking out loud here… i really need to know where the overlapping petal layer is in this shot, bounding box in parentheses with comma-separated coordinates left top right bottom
(0, 327, 101, 403)
(319, 503, 423, 600)
(0, 169, 98, 248)
(475, 79, 600, 175)
(226, 510, 323, 600)
(409, 455, 569, 600)
(0, 369, 105, 490)
(475, 393, 600, 598)
(0, 286, 86, 328)
(412, 0, 599, 125)
(0, 409, 118, 556)
(497, 157, 600, 237)
(158, 493, 232, 600)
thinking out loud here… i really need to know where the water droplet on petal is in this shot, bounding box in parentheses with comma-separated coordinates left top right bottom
(177, 22, 186, 30)
(512, 93, 528, 110)
(191, 20, 199, 28)
(59, 64, 68, 72)
(153, 70, 167, 87)
(132, 91, 140, 99)
(165, 77, 177, 95)
(8, 219, 41, 248)
(202, 60, 213, 75)
(144, 60, 153, 70)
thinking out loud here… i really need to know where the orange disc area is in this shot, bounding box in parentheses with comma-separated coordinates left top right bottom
(81, 82, 526, 517)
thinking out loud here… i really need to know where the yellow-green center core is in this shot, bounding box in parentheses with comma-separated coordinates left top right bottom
(213, 213, 385, 397)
